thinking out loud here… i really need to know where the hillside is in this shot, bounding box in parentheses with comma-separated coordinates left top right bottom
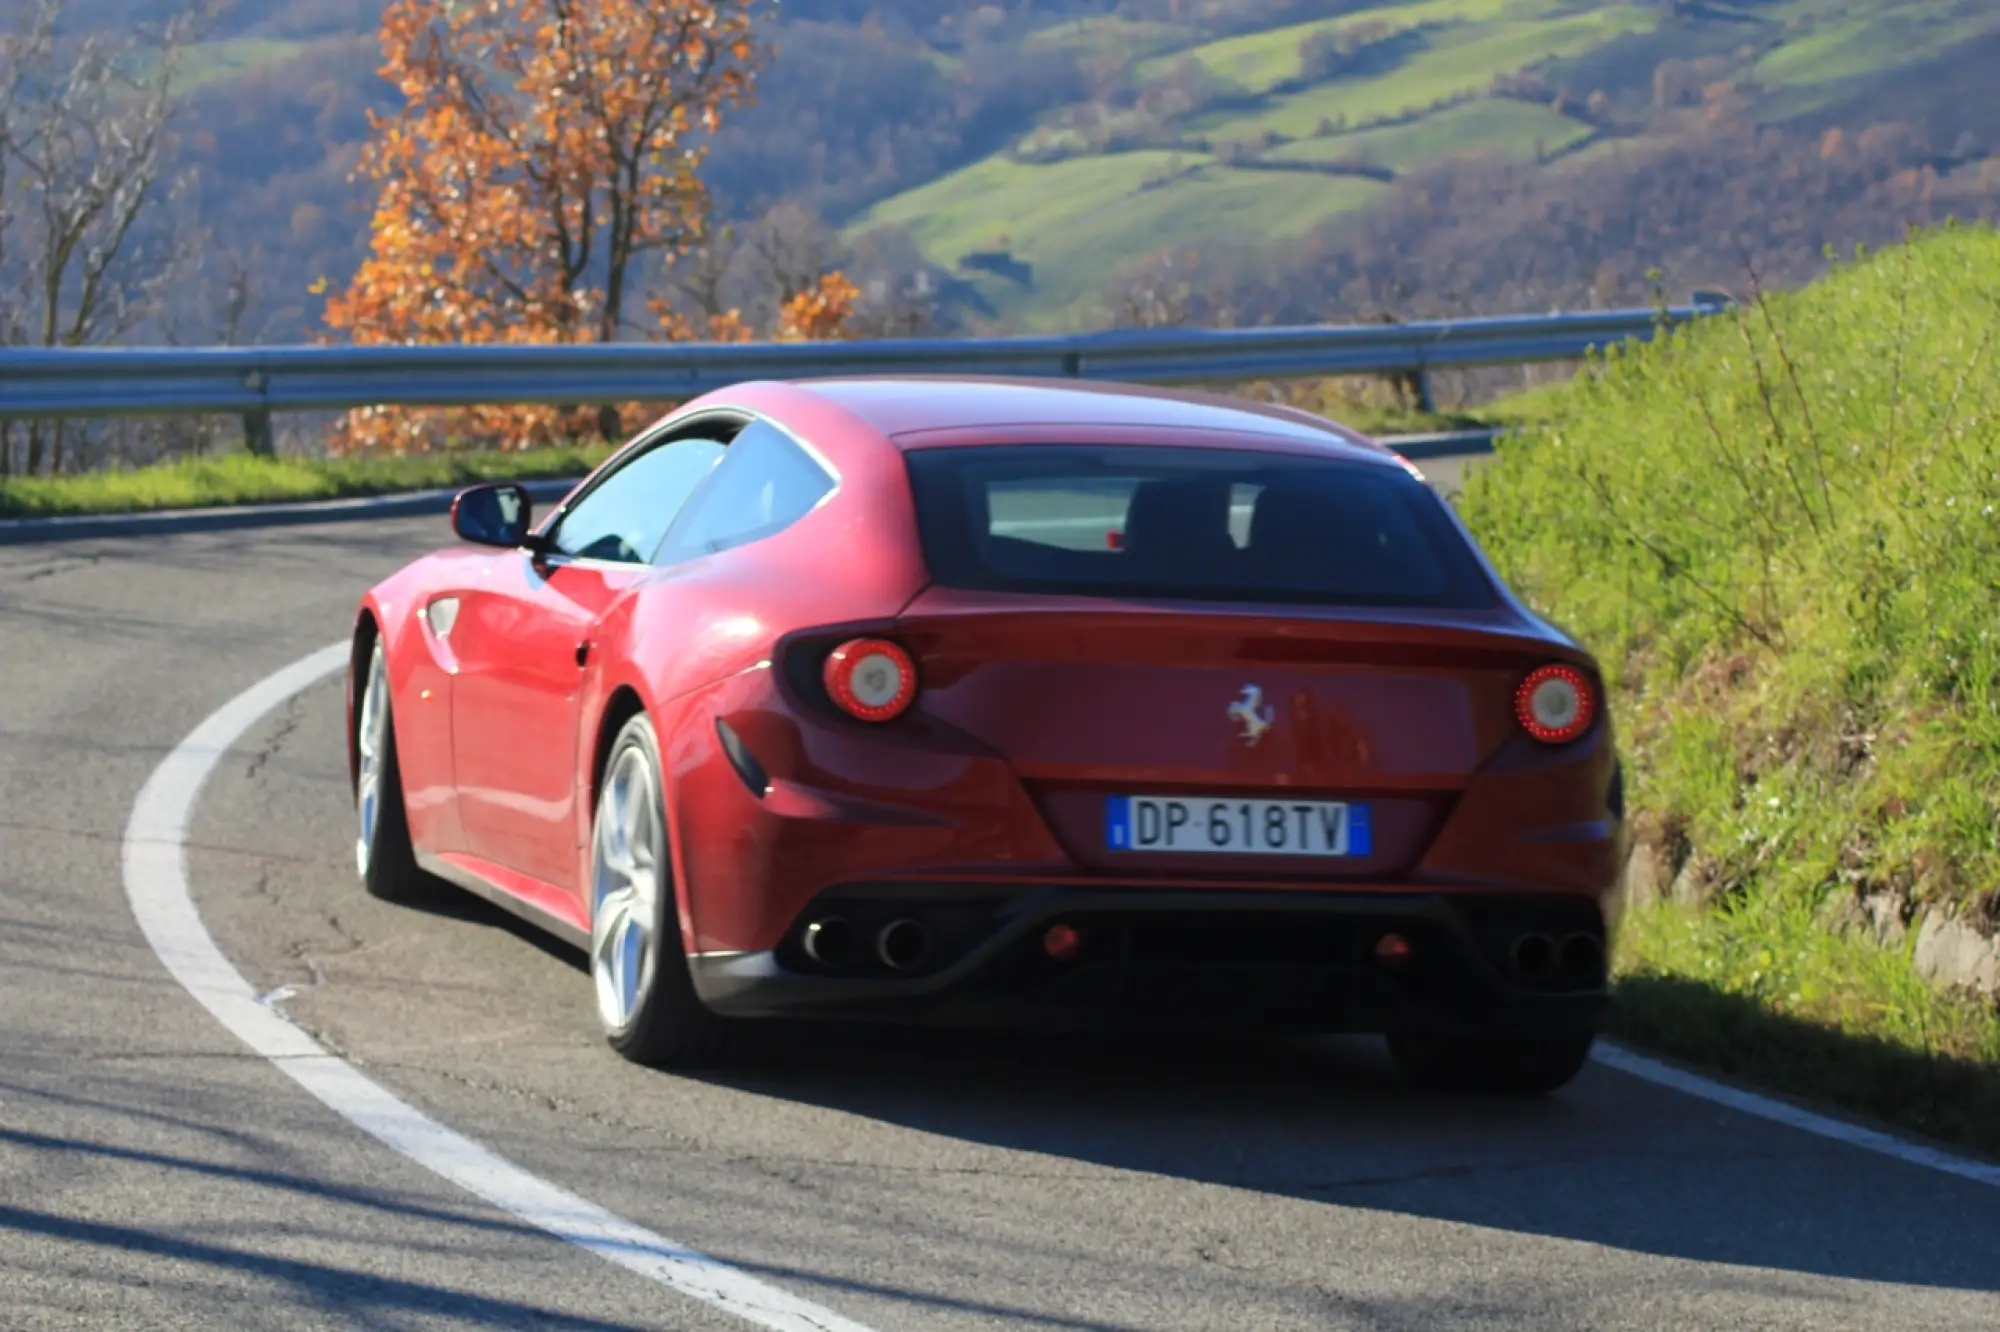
(1456, 224, 2000, 1152)
(846, 0, 2000, 328)
(56, 0, 2000, 340)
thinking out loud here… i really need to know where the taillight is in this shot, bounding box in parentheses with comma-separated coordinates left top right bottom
(821, 637, 918, 722)
(1515, 663, 1596, 744)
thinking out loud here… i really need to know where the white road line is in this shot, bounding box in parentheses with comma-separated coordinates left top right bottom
(123, 641, 879, 1332)
(1590, 1041, 2000, 1188)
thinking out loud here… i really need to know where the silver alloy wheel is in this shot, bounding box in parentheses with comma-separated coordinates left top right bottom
(355, 642, 390, 877)
(591, 741, 664, 1034)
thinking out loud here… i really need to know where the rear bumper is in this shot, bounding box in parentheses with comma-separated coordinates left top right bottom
(686, 885, 1607, 1035)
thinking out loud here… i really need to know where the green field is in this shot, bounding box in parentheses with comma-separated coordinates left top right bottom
(851, 0, 2000, 329)
(855, 151, 1383, 327)
(1027, 15, 1202, 61)
(1135, 0, 1550, 93)
(1194, 9, 1659, 140)
(1458, 226, 2000, 1154)
(854, 0, 1656, 328)
(1754, 0, 1998, 93)
(1266, 97, 1592, 169)
(853, 0, 1665, 326)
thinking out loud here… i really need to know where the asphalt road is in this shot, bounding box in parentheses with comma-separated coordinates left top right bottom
(5, 465, 2000, 1331)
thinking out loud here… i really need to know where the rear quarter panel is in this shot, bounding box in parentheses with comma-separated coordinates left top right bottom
(570, 384, 936, 939)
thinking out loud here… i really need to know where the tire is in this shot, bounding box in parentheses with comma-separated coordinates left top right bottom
(589, 713, 733, 1067)
(1387, 1026, 1596, 1096)
(354, 637, 428, 903)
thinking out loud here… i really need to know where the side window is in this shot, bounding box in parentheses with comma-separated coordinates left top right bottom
(653, 419, 835, 566)
(551, 435, 727, 564)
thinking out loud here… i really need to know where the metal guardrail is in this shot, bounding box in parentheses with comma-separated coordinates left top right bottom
(0, 300, 1725, 451)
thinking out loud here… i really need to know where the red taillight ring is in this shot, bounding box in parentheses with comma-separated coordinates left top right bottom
(1515, 663, 1596, 745)
(822, 637, 918, 723)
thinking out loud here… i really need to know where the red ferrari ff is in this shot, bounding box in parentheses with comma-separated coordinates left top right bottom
(348, 377, 1625, 1093)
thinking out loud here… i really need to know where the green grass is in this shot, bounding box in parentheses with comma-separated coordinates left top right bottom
(1195, 8, 1658, 141)
(1457, 226, 2000, 1153)
(1135, 0, 1550, 93)
(1025, 15, 1202, 62)
(1266, 97, 1591, 169)
(1755, 1, 1997, 92)
(0, 446, 612, 520)
(854, 152, 1382, 327)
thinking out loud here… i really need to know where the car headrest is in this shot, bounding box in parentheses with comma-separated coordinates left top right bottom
(1122, 477, 1235, 561)
(1248, 475, 1406, 579)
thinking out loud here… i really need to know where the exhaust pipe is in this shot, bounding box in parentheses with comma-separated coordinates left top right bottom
(1509, 932, 1555, 980)
(1559, 932, 1604, 983)
(877, 918, 933, 972)
(802, 917, 855, 968)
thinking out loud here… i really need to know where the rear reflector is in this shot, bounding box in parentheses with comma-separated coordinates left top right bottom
(822, 637, 918, 722)
(1515, 663, 1596, 745)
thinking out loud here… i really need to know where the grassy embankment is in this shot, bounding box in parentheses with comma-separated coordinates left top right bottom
(1458, 226, 2000, 1156)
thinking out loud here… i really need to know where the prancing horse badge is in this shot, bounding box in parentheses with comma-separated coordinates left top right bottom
(1228, 684, 1275, 747)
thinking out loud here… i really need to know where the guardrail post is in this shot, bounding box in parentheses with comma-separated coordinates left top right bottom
(242, 409, 274, 457)
(1416, 367, 1436, 415)
(241, 370, 274, 457)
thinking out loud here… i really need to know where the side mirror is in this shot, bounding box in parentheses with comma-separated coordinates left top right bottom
(451, 483, 533, 548)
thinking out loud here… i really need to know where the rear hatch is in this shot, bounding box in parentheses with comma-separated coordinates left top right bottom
(895, 439, 1579, 879)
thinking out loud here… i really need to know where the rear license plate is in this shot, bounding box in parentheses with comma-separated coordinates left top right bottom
(1105, 796, 1372, 857)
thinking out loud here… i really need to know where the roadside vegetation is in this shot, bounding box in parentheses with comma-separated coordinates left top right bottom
(0, 394, 1480, 519)
(1458, 225, 2000, 1156)
(0, 446, 611, 519)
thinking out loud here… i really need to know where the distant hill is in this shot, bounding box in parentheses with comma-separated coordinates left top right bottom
(844, 0, 2000, 328)
(115, 0, 2000, 339)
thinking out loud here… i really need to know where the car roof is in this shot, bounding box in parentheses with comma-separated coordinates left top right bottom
(787, 376, 1389, 457)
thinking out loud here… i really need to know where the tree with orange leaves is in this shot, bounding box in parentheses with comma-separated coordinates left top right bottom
(325, 0, 848, 453)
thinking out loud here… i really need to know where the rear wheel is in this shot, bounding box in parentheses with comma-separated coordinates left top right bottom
(354, 638, 426, 903)
(590, 714, 733, 1067)
(1387, 1026, 1596, 1096)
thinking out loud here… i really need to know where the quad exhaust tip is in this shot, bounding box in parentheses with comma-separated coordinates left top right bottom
(1559, 931, 1604, 982)
(1509, 930, 1604, 984)
(1509, 932, 1555, 979)
(877, 918, 933, 972)
(802, 917, 855, 968)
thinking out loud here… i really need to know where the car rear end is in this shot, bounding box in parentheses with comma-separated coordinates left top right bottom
(689, 427, 1624, 1062)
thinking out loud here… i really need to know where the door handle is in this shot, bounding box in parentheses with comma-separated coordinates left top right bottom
(575, 640, 591, 667)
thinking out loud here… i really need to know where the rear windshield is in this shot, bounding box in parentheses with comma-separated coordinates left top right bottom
(904, 444, 1497, 609)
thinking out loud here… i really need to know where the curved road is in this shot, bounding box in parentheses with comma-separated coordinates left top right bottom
(5, 488, 2000, 1331)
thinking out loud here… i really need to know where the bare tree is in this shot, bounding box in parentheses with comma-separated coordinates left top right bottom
(1107, 248, 1196, 329)
(654, 200, 850, 336)
(658, 223, 742, 328)
(0, 0, 212, 475)
(741, 201, 841, 311)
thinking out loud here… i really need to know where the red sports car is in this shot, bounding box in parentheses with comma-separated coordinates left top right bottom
(348, 377, 1625, 1093)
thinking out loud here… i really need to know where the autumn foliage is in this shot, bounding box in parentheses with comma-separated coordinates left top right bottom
(325, 0, 854, 454)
